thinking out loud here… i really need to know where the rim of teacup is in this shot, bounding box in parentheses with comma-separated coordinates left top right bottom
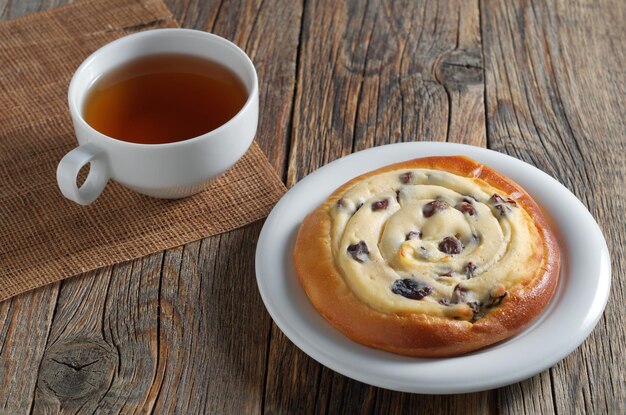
(68, 28, 259, 148)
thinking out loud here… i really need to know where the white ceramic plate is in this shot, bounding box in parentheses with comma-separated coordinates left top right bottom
(255, 142, 611, 394)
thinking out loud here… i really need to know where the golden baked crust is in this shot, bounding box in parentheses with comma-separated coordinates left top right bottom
(293, 156, 560, 357)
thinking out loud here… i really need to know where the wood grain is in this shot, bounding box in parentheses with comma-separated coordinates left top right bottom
(481, 0, 625, 413)
(0, 282, 58, 412)
(0, 0, 624, 413)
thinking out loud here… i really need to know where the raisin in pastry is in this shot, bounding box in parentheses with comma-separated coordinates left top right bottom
(293, 156, 560, 357)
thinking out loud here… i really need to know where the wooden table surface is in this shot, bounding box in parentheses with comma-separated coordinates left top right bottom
(1, 0, 624, 413)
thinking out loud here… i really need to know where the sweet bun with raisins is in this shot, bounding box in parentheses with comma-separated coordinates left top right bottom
(293, 156, 560, 357)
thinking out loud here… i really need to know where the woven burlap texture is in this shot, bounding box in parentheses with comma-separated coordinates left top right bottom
(0, 0, 286, 302)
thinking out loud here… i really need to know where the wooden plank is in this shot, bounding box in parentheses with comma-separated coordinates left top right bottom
(286, 0, 485, 190)
(266, 0, 493, 413)
(481, 0, 625, 413)
(0, 283, 58, 413)
(148, 229, 271, 414)
(33, 261, 150, 413)
(0, 2, 71, 413)
(443, 0, 486, 146)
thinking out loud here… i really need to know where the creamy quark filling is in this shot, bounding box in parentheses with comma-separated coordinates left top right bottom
(330, 169, 541, 321)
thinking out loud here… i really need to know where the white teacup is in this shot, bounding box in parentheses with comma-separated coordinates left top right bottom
(57, 29, 259, 205)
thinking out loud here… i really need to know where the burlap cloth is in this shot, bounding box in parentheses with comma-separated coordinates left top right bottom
(0, 0, 287, 302)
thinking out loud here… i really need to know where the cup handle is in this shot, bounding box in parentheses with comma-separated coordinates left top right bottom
(56, 143, 110, 205)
